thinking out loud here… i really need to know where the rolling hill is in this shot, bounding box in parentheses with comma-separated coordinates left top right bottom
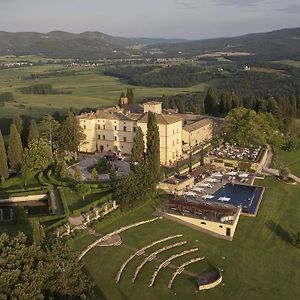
(145, 27, 300, 60)
(0, 27, 299, 60)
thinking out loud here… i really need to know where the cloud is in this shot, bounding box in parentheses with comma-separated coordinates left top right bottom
(175, 0, 199, 9)
(277, 4, 300, 14)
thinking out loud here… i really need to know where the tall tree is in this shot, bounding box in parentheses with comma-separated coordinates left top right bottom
(42, 114, 60, 153)
(22, 139, 52, 174)
(0, 130, 9, 179)
(126, 88, 134, 104)
(73, 166, 83, 182)
(13, 114, 23, 134)
(146, 112, 161, 184)
(58, 111, 85, 159)
(131, 126, 145, 165)
(27, 119, 39, 144)
(204, 87, 219, 116)
(8, 124, 23, 172)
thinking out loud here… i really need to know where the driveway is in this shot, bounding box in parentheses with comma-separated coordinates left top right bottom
(68, 152, 131, 181)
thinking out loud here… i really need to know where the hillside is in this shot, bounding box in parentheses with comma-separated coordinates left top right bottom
(0, 27, 299, 60)
(146, 27, 300, 60)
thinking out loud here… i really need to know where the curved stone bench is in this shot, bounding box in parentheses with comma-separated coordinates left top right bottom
(197, 269, 222, 291)
(149, 248, 199, 287)
(168, 256, 205, 289)
(79, 217, 159, 261)
(132, 241, 187, 283)
(115, 234, 183, 283)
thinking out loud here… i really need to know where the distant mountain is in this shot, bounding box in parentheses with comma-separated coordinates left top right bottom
(145, 27, 300, 60)
(131, 37, 188, 45)
(0, 27, 299, 60)
(0, 31, 140, 59)
(0, 31, 189, 59)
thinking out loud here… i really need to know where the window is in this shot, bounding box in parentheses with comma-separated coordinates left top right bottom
(201, 222, 206, 225)
(219, 225, 223, 228)
(124, 122, 126, 124)
(133, 127, 136, 132)
(114, 126, 117, 130)
(123, 126, 127, 132)
(103, 125, 106, 130)
(103, 135, 106, 140)
(98, 135, 101, 140)
(123, 137, 127, 142)
(83, 125, 86, 130)
(114, 136, 117, 141)
(97, 125, 100, 130)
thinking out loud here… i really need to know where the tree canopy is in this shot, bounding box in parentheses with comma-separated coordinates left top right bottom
(223, 108, 283, 147)
(0, 233, 93, 299)
(22, 139, 53, 174)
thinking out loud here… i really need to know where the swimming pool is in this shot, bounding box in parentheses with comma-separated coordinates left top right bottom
(211, 183, 264, 215)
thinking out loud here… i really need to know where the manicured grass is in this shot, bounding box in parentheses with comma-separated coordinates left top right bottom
(273, 148, 300, 177)
(72, 177, 300, 300)
(0, 64, 208, 118)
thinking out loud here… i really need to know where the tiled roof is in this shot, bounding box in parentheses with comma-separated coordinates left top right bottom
(183, 118, 212, 132)
(138, 113, 182, 125)
(78, 110, 136, 122)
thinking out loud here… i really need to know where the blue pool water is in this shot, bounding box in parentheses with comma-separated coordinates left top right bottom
(211, 183, 264, 215)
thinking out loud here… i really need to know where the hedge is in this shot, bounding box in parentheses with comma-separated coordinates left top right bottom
(72, 194, 112, 217)
(58, 187, 70, 216)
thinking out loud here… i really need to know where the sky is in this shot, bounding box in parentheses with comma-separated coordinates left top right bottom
(0, 0, 299, 39)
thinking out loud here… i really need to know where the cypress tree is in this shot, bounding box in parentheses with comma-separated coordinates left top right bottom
(8, 124, 23, 172)
(58, 111, 85, 159)
(13, 114, 23, 134)
(126, 88, 134, 104)
(146, 112, 161, 184)
(0, 130, 9, 179)
(27, 119, 39, 144)
(204, 87, 219, 116)
(131, 127, 145, 165)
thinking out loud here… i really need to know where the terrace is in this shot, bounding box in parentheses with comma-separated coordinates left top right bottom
(208, 144, 263, 162)
(160, 199, 239, 225)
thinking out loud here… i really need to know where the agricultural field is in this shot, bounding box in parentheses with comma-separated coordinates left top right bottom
(273, 60, 300, 69)
(0, 62, 208, 118)
(69, 177, 300, 300)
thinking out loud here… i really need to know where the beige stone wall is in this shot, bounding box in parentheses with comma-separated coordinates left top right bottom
(78, 118, 137, 154)
(158, 176, 195, 195)
(143, 102, 162, 114)
(138, 120, 182, 166)
(182, 123, 213, 148)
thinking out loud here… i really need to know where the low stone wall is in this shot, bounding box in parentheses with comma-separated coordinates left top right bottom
(0, 194, 48, 204)
(198, 270, 222, 291)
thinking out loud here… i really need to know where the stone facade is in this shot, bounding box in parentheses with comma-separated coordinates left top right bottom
(182, 118, 213, 148)
(78, 101, 215, 166)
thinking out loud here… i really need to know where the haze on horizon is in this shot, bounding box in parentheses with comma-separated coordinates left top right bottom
(0, 0, 299, 40)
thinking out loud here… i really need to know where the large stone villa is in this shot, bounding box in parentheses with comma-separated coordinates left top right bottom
(78, 99, 219, 165)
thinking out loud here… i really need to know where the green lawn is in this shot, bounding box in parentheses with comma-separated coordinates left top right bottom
(273, 148, 300, 177)
(0, 64, 208, 118)
(69, 177, 300, 300)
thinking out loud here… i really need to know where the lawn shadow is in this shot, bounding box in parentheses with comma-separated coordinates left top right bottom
(265, 220, 293, 244)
